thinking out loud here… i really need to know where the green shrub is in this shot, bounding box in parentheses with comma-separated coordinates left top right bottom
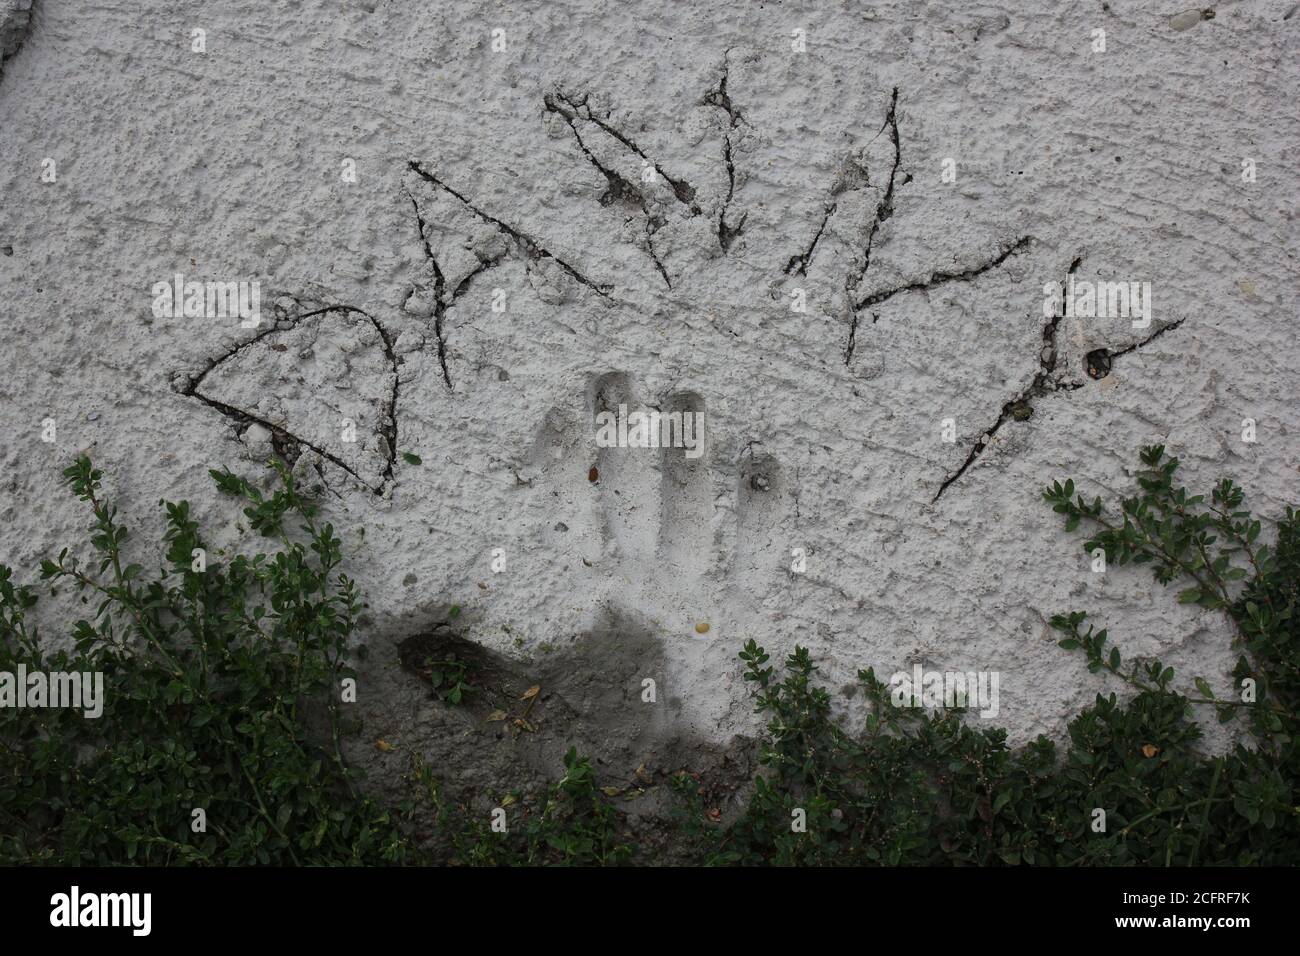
(673, 444, 1296, 865)
(0, 457, 405, 864)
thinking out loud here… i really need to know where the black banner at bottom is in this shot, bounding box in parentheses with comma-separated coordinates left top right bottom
(0, 865, 1281, 941)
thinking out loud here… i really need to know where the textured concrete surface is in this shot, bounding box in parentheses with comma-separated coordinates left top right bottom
(1, 1, 1296, 791)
